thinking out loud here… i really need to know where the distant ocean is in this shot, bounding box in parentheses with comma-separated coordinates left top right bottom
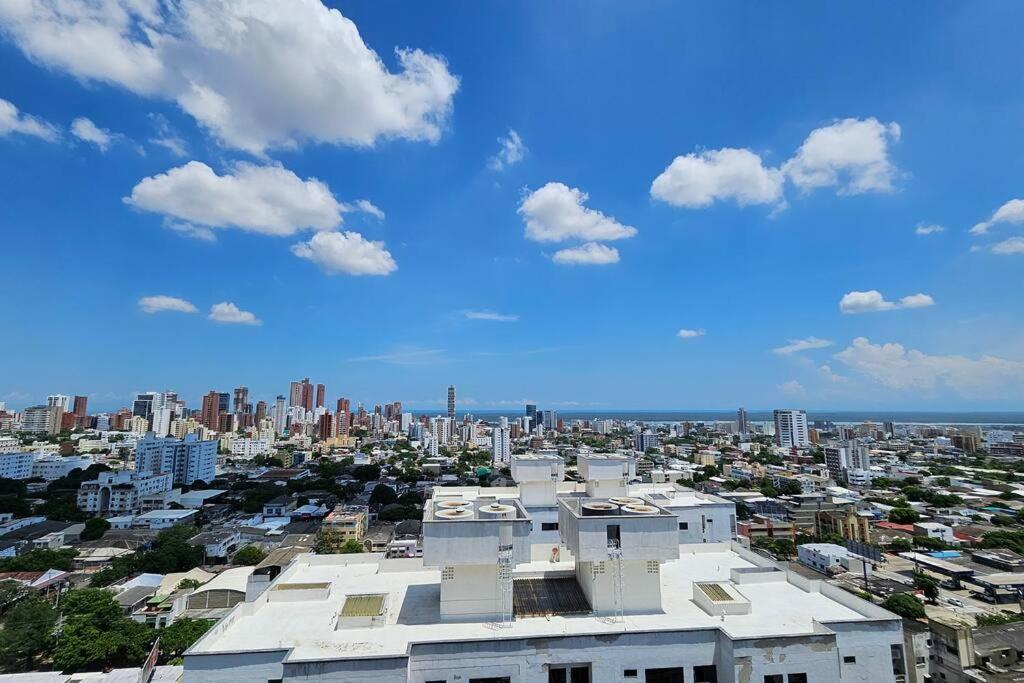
(449, 410, 1024, 427)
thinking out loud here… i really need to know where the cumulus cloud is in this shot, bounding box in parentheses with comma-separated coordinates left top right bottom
(777, 380, 805, 396)
(291, 231, 397, 276)
(839, 290, 935, 314)
(772, 336, 833, 355)
(208, 302, 260, 325)
(818, 365, 847, 383)
(464, 310, 519, 322)
(0, 97, 58, 141)
(551, 242, 620, 265)
(650, 148, 784, 208)
(148, 113, 187, 156)
(915, 223, 945, 236)
(520, 182, 637, 243)
(137, 295, 197, 314)
(677, 329, 706, 339)
(125, 161, 345, 237)
(353, 199, 385, 220)
(0, 0, 459, 154)
(835, 337, 1024, 398)
(992, 237, 1024, 255)
(971, 199, 1024, 236)
(70, 117, 113, 151)
(489, 129, 526, 170)
(783, 117, 901, 194)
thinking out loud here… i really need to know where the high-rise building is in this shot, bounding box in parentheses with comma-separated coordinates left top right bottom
(132, 392, 156, 421)
(447, 385, 456, 421)
(336, 398, 351, 436)
(736, 407, 749, 435)
(289, 381, 303, 408)
(525, 403, 537, 424)
(200, 391, 222, 430)
(773, 409, 809, 448)
(255, 400, 267, 424)
(47, 394, 70, 411)
(317, 412, 333, 439)
(301, 379, 314, 412)
(540, 410, 558, 431)
(492, 425, 511, 465)
(316, 383, 326, 408)
(272, 396, 287, 435)
(432, 416, 451, 446)
(72, 395, 88, 418)
(135, 432, 217, 485)
(22, 405, 62, 435)
(233, 386, 249, 414)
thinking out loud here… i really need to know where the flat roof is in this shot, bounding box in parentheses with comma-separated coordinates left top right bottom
(189, 544, 882, 663)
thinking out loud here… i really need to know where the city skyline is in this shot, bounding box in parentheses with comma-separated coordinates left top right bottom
(3, 3, 1024, 410)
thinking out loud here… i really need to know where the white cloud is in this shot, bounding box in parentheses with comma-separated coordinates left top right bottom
(520, 182, 637, 243)
(464, 310, 519, 322)
(783, 117, 901, 194)
(552, 242, 620, 265)
(0, 97, 58, 141)
(777, 380, 805, 396)
(677, 328, 706, 339)
(650, 148, 784, 208)
(166, 222, 216, 242)
(126, 161, 344, 236)
(70, 117, 113, 151)
(818, 364, 847, 383)
(971, 199, 1024, 236)
(353, 199, 385, 220)
(772, 336, 833, 355)
(915, 223, 945, 236)
(291, 231, 397, 276)
(148, 113, 187, 156)
(208, 302, 260, 325)
(137, 295, 197, 314)
(839, 290, 935, 314)
(835, 336, 1024, 398)
(488, 129, 526, 170)
(350, 347, 442, 365)
(992, 237, 1024, 255)
(0, 0, 459, 154)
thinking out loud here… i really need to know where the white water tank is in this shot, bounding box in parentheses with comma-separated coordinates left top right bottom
(478, 503, 516, 519)
(620, 504, 659, 515)
(581, 502, 620, 516)
(435, 508, 474, 520)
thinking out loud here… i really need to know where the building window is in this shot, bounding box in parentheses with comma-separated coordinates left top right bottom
(542, 522, 559, 531)
(645, 668, 684, 683)
(788, 675, 808, 683)
(469, 679, 511, 683)
(548, 665, 590, 683)
(624, 670, 638, 678)
(679, 522, 689, 530)
(843, 656, 856, 664)
(764, 677, 784, 683)
(694, 664, 718, 682)
(607, 524, 621, 545)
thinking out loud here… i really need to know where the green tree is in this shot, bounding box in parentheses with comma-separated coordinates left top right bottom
(53, 589, 154, 673)
(352, 464, 382, 482)
(882, 593, 925, 620)
(914, 572, 939, 603)
(0, 548, 77, 572)
(888, 507, 920, 524)
(80, 517, 111, 541)
(314, 528, 341, 554)
(888, 537, 913, 552)
(369, 484, 397, 507)
(232, 545, 267, 566)
(339, 539, 364, 554)
(0, 595, 57, 670)
(157, 618, 214, 659)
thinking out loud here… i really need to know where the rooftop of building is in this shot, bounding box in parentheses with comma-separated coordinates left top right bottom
(188, 541, 895, 664)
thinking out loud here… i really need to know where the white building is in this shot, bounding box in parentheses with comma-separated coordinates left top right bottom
(492, 425, 511, 465)
(184, 489, 909, 683)
(21, 405, 62, 435)
(0, 437, 20, 453)
(230, 438, 273, 459)
(774, 409, 809, 448)
(135, 432, 217, 485)
(77, 471, 173, 514)
(32, 453, 94, 480)
(798, 543, 872, 577)
(0, 451, 35, 479)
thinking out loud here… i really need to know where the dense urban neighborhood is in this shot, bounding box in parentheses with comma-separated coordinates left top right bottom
(0, 390, 1023, 680)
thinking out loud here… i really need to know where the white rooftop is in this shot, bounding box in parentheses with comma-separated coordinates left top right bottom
(189, 542, 884, 663)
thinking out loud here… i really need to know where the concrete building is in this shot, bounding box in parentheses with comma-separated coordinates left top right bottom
(135, 432, 217, 485)
(0, 451, 35, 479)
(492, 425, 511, 465)
(21, 404, 62, 435)
(797, 543, 871, 577)
(182, 454, 909, 683)
(774, 409, 809, 448)
(322, 505, 368, 542)
(77, 471, 173, 514)
(31, 453, 94, 480)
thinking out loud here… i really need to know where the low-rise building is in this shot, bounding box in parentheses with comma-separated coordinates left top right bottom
(77, 471, 173, 514)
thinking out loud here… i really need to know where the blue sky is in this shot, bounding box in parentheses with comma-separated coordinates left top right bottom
(1, 1, 1023, 413)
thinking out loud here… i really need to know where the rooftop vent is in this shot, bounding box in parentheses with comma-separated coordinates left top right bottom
(581, 502, 620, 516)
(478, 503, 516, 519)
(620, 504, 659, 515)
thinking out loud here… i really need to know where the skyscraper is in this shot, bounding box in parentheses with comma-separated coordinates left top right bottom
(447, 385, 456, 421)
(492, 425, 511, 465)
(336, 398, 351, 436)
(316, 383, 326, 408)
(272, 396, 287, 435)
(289, 381, 303, 408)
(72, 395, 88, 418)
(200, 391, 221, 430)
(255, 400, 267, 424)
(47, 394, 70, 411)
(301, 379, 314, 412)
(773, 409, 809, 448)
(233, 386, 249, 414)
(525, 403, 537, 425)
(736, 407, 748, 435)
